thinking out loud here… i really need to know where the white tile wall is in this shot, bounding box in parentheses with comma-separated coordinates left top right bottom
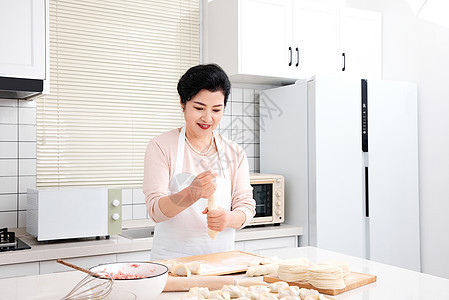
(0, 195, 17, 211)
(0, 142, 17, 158)
(0, 99, 37, 228)
(218, 86, 260, 173)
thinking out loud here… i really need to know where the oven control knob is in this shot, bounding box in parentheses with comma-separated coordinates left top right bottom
(275, 190, 282, 197)
(276, 200, 282, 206)
(275, 209, 282, 216)
(112, 199, 120, 207)
(111, 213, 120, 221)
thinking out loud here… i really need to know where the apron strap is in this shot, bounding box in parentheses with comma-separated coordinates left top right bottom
(214, 131, 230, 179)
(174, 124, 186, 175)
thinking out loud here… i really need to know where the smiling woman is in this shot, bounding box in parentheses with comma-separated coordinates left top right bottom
(35, 0, 200, 188)
(143, 64, 256, 260)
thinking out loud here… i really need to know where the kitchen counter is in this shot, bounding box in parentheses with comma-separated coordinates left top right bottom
(0, 224, 303, 266)
(1, 246, 449, 299)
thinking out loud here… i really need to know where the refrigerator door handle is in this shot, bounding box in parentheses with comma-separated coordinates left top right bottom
(365, 167, 369, 217)
(342, 53, 346, 71)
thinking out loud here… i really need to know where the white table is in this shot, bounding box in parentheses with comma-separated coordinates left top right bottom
(1, 247, 448, 299)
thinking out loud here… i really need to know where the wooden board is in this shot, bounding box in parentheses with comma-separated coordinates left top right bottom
(156, 250, 266, 276)
(264, 271, 377, 296)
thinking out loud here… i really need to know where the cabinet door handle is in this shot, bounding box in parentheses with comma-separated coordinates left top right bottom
(288, 47, 292, 66)
(295, 47, 299, 67)
(342, 53, 346, 71)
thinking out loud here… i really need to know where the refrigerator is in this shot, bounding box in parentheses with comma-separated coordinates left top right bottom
(259, 76, 421, 271)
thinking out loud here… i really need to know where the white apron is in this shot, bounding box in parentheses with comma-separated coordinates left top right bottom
(150, 124, 235, 260)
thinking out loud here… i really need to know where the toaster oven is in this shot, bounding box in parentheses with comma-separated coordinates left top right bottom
(249, 173, 284, 226)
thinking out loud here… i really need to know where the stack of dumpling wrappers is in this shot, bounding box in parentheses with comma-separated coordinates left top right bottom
(246, 256, 351, 291)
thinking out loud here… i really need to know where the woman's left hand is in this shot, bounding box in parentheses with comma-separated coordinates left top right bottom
(202, 207, 230, 232)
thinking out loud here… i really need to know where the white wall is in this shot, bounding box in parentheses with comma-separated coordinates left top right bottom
(347, 0, 449, 279)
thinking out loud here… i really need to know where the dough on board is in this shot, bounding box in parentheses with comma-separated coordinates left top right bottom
(246, 263, 279, 277)
(186, 261, 202, 275)
(171, 263, 192, 277)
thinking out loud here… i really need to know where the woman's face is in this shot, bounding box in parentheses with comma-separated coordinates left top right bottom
(182, 89, 225, 138)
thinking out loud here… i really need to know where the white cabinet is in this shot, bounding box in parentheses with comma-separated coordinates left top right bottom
(340, 7, 382, 79)
(236, 236, 297, 253)
(208, 0, 293, 83)
(0, 0, 47, 79)
(0, 262, 39, 279)
(207, 0, 381, 83)
(292, 1, 340, 78)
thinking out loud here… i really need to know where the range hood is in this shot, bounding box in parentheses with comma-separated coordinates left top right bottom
(0, 77, 44, 100)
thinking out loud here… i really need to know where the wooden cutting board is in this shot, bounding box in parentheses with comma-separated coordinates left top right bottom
(155, 250, 266, 276)
(264, 271, 377, 295)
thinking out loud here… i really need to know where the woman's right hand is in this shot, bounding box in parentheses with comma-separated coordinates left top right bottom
(188, 170, 217, 202)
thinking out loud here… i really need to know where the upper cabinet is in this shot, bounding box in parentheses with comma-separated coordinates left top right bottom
(0, 0, 47, 80)
(206, 0, 381, 83)
(292, 1, 340, 78)
(340, 7, 382, 79)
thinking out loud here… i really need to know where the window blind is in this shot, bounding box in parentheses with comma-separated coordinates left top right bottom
(36, 0, 200, 187)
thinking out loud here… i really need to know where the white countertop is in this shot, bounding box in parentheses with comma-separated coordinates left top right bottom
(1, 247, 448, 299)
(0, 224, 303, 266)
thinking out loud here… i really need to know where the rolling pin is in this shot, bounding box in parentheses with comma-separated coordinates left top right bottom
(163, 276, 266, 292)
(208, 194, 219, 240)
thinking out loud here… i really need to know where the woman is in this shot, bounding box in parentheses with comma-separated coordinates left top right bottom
(143, 64, 256, 260)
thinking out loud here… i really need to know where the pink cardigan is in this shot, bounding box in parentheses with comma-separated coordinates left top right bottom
(143, 128, 256, 227)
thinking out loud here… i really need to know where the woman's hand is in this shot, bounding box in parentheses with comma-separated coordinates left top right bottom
(188, 170, 217, 202)
(202, 207, 230, 232)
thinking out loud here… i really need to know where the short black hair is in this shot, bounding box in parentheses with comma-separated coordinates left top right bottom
(177, 64, 231, 107)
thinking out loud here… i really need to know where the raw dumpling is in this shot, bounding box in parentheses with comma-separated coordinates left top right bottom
(163, 260, 176, 272)
(278, 286, 300, 298)
(186, 262, 202, 275)
(248, 256, 280, 267)
(279, 297, 301, 300)
(299, 288, 319, 299)
(188, 287, 210, 299)
(246, 263, 279, 277)
(248, 285, 270, 295)
(171, 263, 192, 277)
(222, 285, 248, 298)
(209, 290, 231, 300)
(269, 281, 289, 293)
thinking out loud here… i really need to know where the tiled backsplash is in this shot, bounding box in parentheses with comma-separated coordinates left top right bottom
(0, 99, 37, 228)
(219, 87, 260, 172)
(0, 86, 260, 227)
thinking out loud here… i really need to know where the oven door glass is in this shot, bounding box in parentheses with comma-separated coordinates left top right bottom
(252, 183, 273, 218)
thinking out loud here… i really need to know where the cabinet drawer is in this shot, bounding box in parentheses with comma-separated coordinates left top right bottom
(0, 262, 39, 279)
(244, 236, 297, 252)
